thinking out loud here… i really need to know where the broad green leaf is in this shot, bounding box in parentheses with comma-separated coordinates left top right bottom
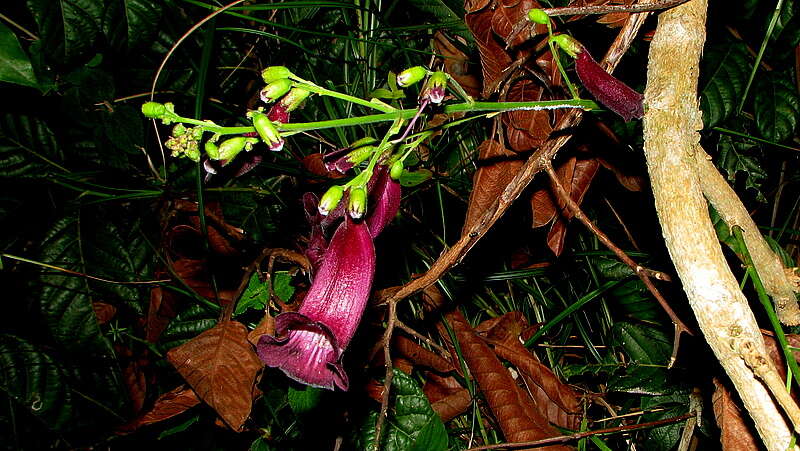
(103, 0, 164, 50)
(640, 390, 692, 451)
(0, 114, 64, 178)
(27, 0, 103, 60)
(288, 386, 323, 414)
(37, 215, 115, 356)
(356, 369, 448, 451)
(754, 73, 800, 143)
(610, 279, 662, 322)
(699, 43, 750, 128)
(407, 0, 470, 40)
(0, 334, 73, 430)
(399, 169, 432, 187)
(235, 271, 294, 316)
(0, 22, 38, 89)
(716, 134, 767, 202)
(591, 256, 634, 280)
(608, 323, 672, 394)
(159, 303, 217, 352)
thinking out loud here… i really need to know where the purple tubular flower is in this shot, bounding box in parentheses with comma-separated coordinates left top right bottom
(257, 218, 375, 390)
(574, 48, 644, 122)
(366, 165, 401, 237)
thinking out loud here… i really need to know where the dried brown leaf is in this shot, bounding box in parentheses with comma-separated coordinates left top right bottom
(433, 32, 481, 98)
(167, 321, 262, 431)
(541, 157, 600, 255)
(432, 388, 473, 422)
(492, 0, 541, 46)
(423, 372, 465, 404)
(597, 157, 645, 191)
(117, 385, 201, 433)
(446, 309, 570, 448)
(477, 313, 582, 429)
(302, 153, 346, 180)
(247, 313, 275, 347)
(503, 79, 553, 151)
(463, 140, 525, 234)
(394, 335, 456, 373)
(712, 378, 761, 451)
(465, 6, 513, 98)
(92, 301, 117, 325)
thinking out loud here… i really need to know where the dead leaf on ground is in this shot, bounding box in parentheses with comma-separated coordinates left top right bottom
(492, 0, 541, 47)
(712, 378, 761, 451)
(462, 140, 525, 234)
(394, 335, 456, 373)
(303, 153, 346, 180)
(167, 321, 263, 431)
(434, 32, 481, 98)
(477, 312, 582, 429)
(117, 385, 201, 433)
(445, 308, 570, 448)
(92, 301, 117, 325)
(465, 5, 513, 98)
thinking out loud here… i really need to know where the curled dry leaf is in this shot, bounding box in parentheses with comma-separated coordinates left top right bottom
(712, 378, 761, 451)
(92, 301, 117, 325)
(465, 4, 513, 98)
(433, 32, 481, 98)
(117, 385, 201, 433)
(432, 388, 473, 422)
(445, 309, 570, 448)
(394, 335, 456, 373)
(476, 312, 582, 430)
(167, 321, 263, 431)
(462, 140, 525, 235)
(492, 0, 542, 47)
(303, 153, 346, 180)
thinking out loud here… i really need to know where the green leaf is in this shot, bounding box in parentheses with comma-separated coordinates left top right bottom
(235, 271, 295, 316)
(0, 22, 38, 89)
(0, 114, 65, 178)
(640, 390, 691, 451)
(608, 323, 672, 394)
(159, 303, 217, 352)
(406, 0, 470, 41)
(27, 0, 103, 60)
(770, 0, 796, 41)
(754, 72, 800, 143)
(103, 0, 164, 50)
(699, 43, 750, 128)
(610, 279, 662, 322)
(356, 369, 448, 451)
(288, 386, 323, 414)
(0, 334, 73, 431)
(399, 169, 432, 187)
(592, 256, 634, 280)
(37, 215, 115, 356)
(715, 134, 767, 202)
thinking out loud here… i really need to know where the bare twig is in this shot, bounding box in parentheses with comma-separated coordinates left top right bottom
(373, 298, 398, 449)
(544, 162, 692, 367)
(465, 412, 694, 450)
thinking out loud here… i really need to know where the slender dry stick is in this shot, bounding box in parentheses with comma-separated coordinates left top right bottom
(373, 298, 398, 449)
(465, 412, 694, 450)
(544, 162, 693, 366)
(396, 319, 449, 355)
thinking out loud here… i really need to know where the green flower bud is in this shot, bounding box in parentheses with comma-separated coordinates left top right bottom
(421, 71, 448, 104)
(280, 87, 311, 112)
(260, 78, 292, 103)
(216, 137, 257, 161)
(348, 187, 367, 219)
(185, 144, 201, 162)
(250, 111, 284, 151)
(318, 185, 344, 215)
(204, 141, 220, 159)
(550, 34, 582, 59)
(172, 124, 187, 137)
(389, 160, 404, 180)
(142, 101, 166, 118)
(346, 145, 375, 166)
(396, 66, 428, 87)
(350, 136, 377, 148)
(261, 66, 292, 84)
(527, 9, 550, 25)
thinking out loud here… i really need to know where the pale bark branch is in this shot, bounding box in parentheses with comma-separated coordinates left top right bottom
(643, 1, 798, 449)
(694, 147, 800, 324)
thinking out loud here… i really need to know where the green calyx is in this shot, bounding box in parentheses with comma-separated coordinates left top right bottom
(205, 141, 220, 159)
(260, 79, 292, 103)
(261, 66, 292, 84)
(397, 66, 428, 87)
(348, 187, 367, 219)
(214, 137, 258, 161)
(389, 160, 404, 180)
(250, 112, 281, 146)
(281, 87, 311, 112)
(527, 9, 550, 25)
(550, 34, 582, 59)
(142, 101, 166, 118)
(319, 185, 344, 215)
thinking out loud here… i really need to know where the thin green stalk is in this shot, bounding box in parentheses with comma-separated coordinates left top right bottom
(737, 0, 785, 114)
(732, 226, 800, 389)
(525, 280, 623, 347)
(714, 126, 800, 153)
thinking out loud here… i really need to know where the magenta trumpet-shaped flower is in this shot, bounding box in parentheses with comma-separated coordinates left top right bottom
(257, 217, 375, 390)
(366, 165, 401, 237)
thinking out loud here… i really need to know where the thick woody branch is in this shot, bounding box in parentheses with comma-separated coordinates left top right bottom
(642, 1, 796, 448)
(693, 147, 800, 324)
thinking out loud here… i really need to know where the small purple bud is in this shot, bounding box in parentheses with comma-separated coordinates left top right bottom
(421, 71, 448, 104)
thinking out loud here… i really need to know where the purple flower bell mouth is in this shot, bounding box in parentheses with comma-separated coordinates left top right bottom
(257, 217, 375, 390)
